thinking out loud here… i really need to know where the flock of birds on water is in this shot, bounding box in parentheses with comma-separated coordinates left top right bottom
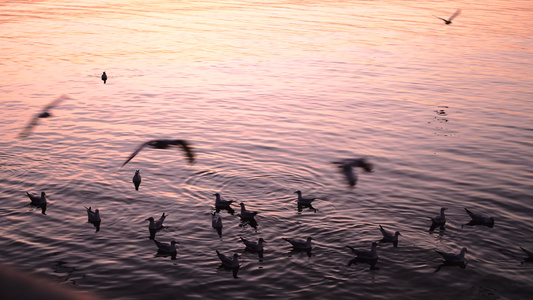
(15, 9, 533, 280)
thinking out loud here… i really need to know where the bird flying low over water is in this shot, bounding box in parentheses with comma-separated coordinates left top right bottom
(26, 191, 47, 214)
(429, 207, 447, 231)
(132, 170, 141, 191)
(121, 139, 195, 168)
(434, 9, 461, 24)
(463, 208, 494, 228)
(101, 72, 107, 84)
(19, 94, 70, 138)
(332, 158, 373, 187)
(379, 225, 402, 247)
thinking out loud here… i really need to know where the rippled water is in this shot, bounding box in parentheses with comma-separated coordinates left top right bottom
(1, 0, 532, 299)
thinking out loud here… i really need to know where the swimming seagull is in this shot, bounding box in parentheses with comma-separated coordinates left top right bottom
(146, 213, 167, 239)
(295, 190, 317, 212)
(213, 193, 234, 212)
(212, 212, 223, 237)
(132, 169, 141, 191)
(463, 208, 494, 228)
(435, 247, 467, 263)
(240, 237, 266, 253)
(85, 206, 101, 232)
(121, 139, 195, 168)
(379, 225, 402, 247)
(239, 203, 258, 219)
(429, 207, 447, 231)
(101, 72, 107, 84)
(434, 9, 461, 24)
(347, 242, 379, 260)
(26, 191, 47, 214)
(153, 239, 178, 254)
(19, 95, 70, 138)
(283, 237, 314, 250)
(215, 250, 240, 278)
(332, 158, 373, 187)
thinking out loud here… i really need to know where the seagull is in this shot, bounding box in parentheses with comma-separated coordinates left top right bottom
(19, 95, 70, 138)
(26, 191, 47, 214)
(239, 203, 258, 219)
(295, 190, 317, 212)
(429, 207, 447, 231)
(120, 139, 195, 168)
(520, 247, 533, 261)
(132, 169, 141, 191)
(435, 247, 467, 263)
(347, 242, 379, 260)
(146, 213, 167, 239)
(212, 212, 223, 237)
(240, 237, 266, 253)
(332, 158, 373, 187)
(283, 237, 314, 250)
(101, 72, 107, 84)
(214, 193, 234, 210)
(379, 225, 402, 247)
(434, 9, 461, 25)
(216, 250, 240, 278)
(154, 239, 178, 254)
(85, 206, 101, 232)
(463, 208, 494, 228)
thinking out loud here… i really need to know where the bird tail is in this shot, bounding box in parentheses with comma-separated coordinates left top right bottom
(379, 224, 384, 230)
(346, 245, 355, 252)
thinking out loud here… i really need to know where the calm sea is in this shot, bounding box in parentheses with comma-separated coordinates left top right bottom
(1, 0, 532, 299)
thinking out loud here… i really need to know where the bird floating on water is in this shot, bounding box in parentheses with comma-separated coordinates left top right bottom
(332, 158, 373, 187)
(216, 250, 240, 278)
(211, 212, 223, 237)
(121, 139, 195, 168)
(463, 208, 494, 228)
(379, 225, 402, 247)
(85, 206, 101, 232)
(283, 237, 314, 251)
(295, 190, 317, 213)
(213, 193, 234, 214)
(132, 169, 141, 191)
(240, 237, 266, 253)
(239, 202, 258, 219)
(434, 9, 461, 24)
(154, 239, 178, 255)
(435, 247, 467, 263)
(347, 242, 379, 261)
(146, 213, 167, 239)
(429, 207, 447, 231)
(26, 191, 47, 215)
(101, 71, 107, 84)
(19, 95, 70, 138)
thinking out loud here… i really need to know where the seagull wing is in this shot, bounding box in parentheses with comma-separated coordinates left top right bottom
(169, 140, 195, 164)
(121, 141, 151, 168)
(19, 115, 40, 138)
(449, 9, 461, 21)
(43, 94, 69, 111)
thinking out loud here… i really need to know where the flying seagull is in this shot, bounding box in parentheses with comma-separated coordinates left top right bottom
(332, 158, 373, 187)
(121, 139, 195, 168)
(101, 72, 107, 84)
(434, 9, 461, 24)
(19, 95, 70, 138)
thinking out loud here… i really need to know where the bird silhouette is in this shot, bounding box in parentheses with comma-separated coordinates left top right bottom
(121, 139, 195, 168)
(434, 9, 461, 24)
(101, 72, 107, 84)
(19, 95, 70, 138)
(132, 170, 141, 191)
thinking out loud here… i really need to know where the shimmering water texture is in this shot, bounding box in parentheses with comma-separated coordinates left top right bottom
(1, 0, 532, 299)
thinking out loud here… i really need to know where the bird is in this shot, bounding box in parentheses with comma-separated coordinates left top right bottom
(132, 169, 141, 191)
(146, 213, 167, 239)
(332, 158, 373, 187)
(294, 190, 317, 213)
(347, 242, 379, 260)
(211, 212, 223, 237)
(239, 203, 258, 219)
(283, 237, 314, 250)
(520, 247, 533, 261)
(19, 95, 70, 138)
(240, 237, 266, 253)
(463, 208, 494, 228)
(101, 72, 107, 84)
(216, 250, 240, 278)
(429, 207, 447, 231)
(379, 225, 401, 247)
(120, 139, 195, 168)
(153, 239, 178, 254)
(434, 9, 461, 24)
(85, 207, 101, 232)
(213, 193, 234, 210)
(435, 247, 467, 263)
(26, 191, 47, 214)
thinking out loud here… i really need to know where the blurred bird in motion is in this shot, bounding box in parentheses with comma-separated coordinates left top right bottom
(121, 139, 195, 168)
(332, 158, 373, 187)
(101, 71, 107, 84)
(434, 9, 461, 24)
(19, 94, 70, 138)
